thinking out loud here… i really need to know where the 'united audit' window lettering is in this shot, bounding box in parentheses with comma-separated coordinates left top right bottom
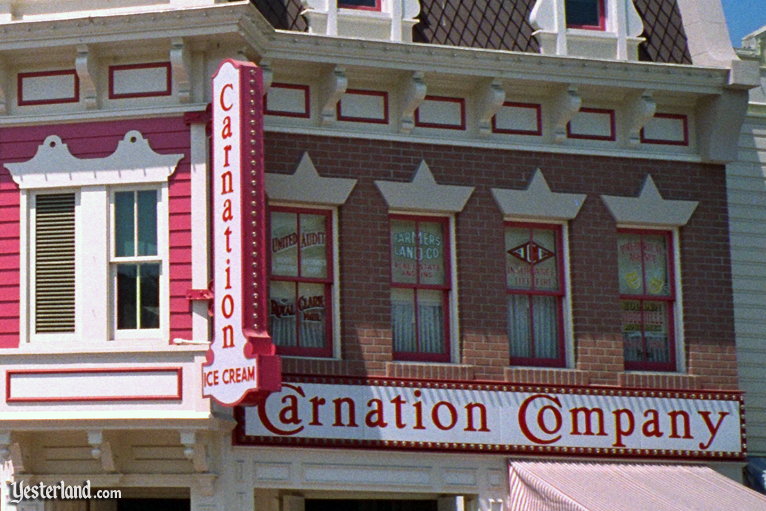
(505, 223, 566, 367)
(618, 229, 676, 371)
(565, 0, 605, 29)
(112, 190, 161, 332)
(269, 207, 332, 357)
(390, 216, 450, 362)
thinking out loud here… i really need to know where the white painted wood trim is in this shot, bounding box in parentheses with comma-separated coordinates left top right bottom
(189, 122, 210, 344)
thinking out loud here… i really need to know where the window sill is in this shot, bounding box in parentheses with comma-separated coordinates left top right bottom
(618, 371, 700, 390)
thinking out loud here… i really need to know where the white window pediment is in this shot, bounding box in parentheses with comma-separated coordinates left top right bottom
(265, 152, 357, 205)
(375, 160, 474, 213)
(601, 174, 698, 227)
(491, 169, 586, 221)
(5, 130, 183, 189)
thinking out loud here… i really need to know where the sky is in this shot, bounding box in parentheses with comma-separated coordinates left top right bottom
(722, 0, 766, 47)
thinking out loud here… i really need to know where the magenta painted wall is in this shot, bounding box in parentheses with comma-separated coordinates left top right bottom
(0, 116, 193, 348)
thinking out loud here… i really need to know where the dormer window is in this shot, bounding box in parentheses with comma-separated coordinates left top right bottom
(338, 0, 381, 10)
(565, 0, 604, 30)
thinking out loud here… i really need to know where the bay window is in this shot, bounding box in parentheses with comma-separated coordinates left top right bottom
(269, 207, 333, 357)
(505, 223, 566, 367)
(617, 229, 676, 371)
(390, 215, 450, 362)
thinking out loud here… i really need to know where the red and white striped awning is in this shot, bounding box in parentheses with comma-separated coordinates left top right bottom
(508, 461, 766, 511)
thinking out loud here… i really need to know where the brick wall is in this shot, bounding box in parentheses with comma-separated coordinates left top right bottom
(265, 132, 737, 391)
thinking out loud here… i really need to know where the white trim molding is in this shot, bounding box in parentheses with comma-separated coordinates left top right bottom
(491, 169, 586, 220)
(601, 174, 698, 226)
(5, 130, 183, 189)
(265, 152, 357, 205)
(375, 160, 474, 213)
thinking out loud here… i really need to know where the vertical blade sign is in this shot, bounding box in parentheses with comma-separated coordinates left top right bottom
(203, 59, 281, 406)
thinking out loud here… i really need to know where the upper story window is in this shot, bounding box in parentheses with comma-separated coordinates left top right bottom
(112, 190, 161, 334)
(269, 207, 333, 357)
(565, 0, 605, 30)
(390, 215, 451, 362)
(338, 0, 381, 10)
(618, 229, 676, 371)
(505, 222, 566, 367)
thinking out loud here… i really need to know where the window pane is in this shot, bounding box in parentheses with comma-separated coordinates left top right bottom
(298, 282, 326, 348)
(643, 234, 670, 296)
(532, 229, 559, 291)
(418, 221, 445, 286)
(139, 263, 160, 328)
(269, 280, 297, 347)
(115, 192, 135, 257)
(300, 214, 328, 279)
(617, 233, 644, 295)
(391, 287, 415, 352)
(117, 264, 138, 329)
(506, 227, 533, 290)
(339, 0, 377, 7)
(566, 0, 600, 26)
(391, 219, 417, 284)
(417, 289, 444, 353)
(643, 300, 670, 362)
(137, 190, 158, 256)
(532, 295, 559, 359)
(271, 212, 298, 277)
(508, 295, 531, 358)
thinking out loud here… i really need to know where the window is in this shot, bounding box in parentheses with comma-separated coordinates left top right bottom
(565, 0, 605, 29)
(338, 0, 381, 10)
(617, 229, 676, 371)
(390, 216, 450, 362)
(269, 207, 333, 357)
(112, 190, 161, 334)
(505, 223, 565, 367)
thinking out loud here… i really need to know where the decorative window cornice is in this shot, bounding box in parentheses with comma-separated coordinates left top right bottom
(601, 174, 698, 226)
(5, 130, 183, 189)
(375, 160, 474, 213)
(265, 152, 357, 205)
(491, 169, 586, 220)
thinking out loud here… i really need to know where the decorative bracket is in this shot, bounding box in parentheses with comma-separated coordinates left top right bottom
(170, 37, 192, 103)
(477, 78, 506, 136)
(320, 65, 347, 126)
(626, 91, 656, 146)
(75, 45, 98, 109)
(87, 431, 116, 473)
(400, 71, 427, 134)
(180, 431, 209, 473)
(259, 60, 273, 96)
(552, 85, 581, 143)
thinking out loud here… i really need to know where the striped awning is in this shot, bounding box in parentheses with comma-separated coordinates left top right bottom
(509, 461, 766, 511)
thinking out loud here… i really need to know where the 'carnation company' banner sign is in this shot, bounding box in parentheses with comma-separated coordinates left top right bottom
(202, 59, 280, 406)
(237, 377, 744, 460)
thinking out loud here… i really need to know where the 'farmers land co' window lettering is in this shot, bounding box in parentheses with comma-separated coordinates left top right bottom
(618, 229, 676, 371)
(390, 216, 450, 362)
(269, 207, 332, 357)
(505, 223, 565, 367)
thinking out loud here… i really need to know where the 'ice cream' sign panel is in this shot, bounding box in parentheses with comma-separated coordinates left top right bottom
(202, 59, 280, 406)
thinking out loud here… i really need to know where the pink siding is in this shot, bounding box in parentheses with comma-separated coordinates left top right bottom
(0, 116, 193, 346)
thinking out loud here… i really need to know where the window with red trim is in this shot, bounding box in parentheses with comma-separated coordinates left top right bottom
(617, 229, 676, 371)
(390, 216, 450, 362)
(565, 0, 605, 30)
(505, 223, 566, 367)
(269, 207, 333, 357)
(338, 0, 381, 10)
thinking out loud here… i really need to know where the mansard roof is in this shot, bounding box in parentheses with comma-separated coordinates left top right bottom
(251, 0, 691, 64)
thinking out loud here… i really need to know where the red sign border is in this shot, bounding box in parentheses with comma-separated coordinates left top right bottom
(234, 374, 746, 461)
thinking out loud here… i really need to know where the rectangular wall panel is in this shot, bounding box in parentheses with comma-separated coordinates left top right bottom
(493, 102, 542, 135)
(641, 113, 689, 146)
(415, 96, 466, 130)
(18, 70, 79, 105)
(109, 62, 172, 99)
(337, 89, 388, 124)
(567, 108, 615, 141)
(265, 83, 311, 118)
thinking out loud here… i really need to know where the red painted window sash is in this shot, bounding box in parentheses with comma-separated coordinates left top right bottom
(566, 0, 606, 30)
(390, 215, 451, 362)
(269, 206, 333, 357)
(506, 222, 566, 368)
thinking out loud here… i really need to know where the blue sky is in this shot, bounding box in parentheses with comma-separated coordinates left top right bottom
(722, 0, 766, 47)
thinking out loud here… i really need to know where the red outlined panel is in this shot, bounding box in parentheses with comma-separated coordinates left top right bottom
(415, 96, 466, 130)
(109, 62, 172, 99)
(337, 89, 389, 124)
(567, 107, 615, 141)
(492, 102, 542, 136)
(5, 367, 183, 402)
(18, 70, 80, 106)
(264, 83, 311, 119)
(234, 374, 745, 461)
(640, 113, 689, 146)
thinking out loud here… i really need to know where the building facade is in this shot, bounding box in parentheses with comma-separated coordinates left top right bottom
(0, 0, 764, 509)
